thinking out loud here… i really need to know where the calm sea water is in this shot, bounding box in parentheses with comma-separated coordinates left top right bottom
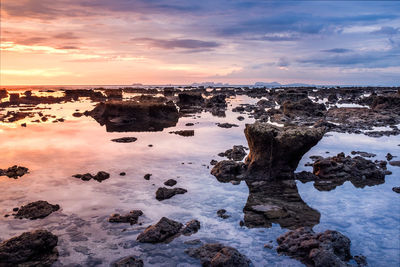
(0, 89, 399, 266)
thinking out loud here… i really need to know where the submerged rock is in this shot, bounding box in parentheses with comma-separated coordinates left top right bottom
(88, 100, 179, 132)
(277, 227, 352, 267)
(111, 255, 144, 267)
(109, 210, 143, 225)
(169, 130, 194, 137)
(186, 243, 252, 267)
(244, 122, 326, 179)
(155, 187, 187, 201)
(14, 201, 60, 220)
(217, 209, 230, 219)
(0, 230, 58, 266)
(111, 137, 137, 143)
(389, 160, 400, 167)
(216, 122, 239, 128)
(137, 217, 183, 243)
(72, 171, 110, 182)
(0, 165, 29, 179)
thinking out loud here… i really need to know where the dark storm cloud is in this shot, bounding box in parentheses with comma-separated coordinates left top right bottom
(321, 48, 352, 53)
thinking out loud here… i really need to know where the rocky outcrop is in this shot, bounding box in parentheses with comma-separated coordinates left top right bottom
(72, 171, 110, 182)
(297, 153, 389, 191)
(186, 243, 251, 267)
(243, 180, 320, 229)
(155, 187, 187, 201)
(210, 160, 246, 183)
(87, 100, 179, 132)
(281, 98, 326, 118)
(0, 230, 58, 266)
(108, 210, 143, 225)
(137, 217, 183, 243)
(14, 201, 60, 220)
(0, 165, 29, 179)
(277, 227, 353, 267)
(181, 220, 201, 236)
(244, 123, 326, 179)
(219, 145, 248, 161)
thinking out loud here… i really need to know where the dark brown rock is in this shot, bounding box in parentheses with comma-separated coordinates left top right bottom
(155, 187, 187, 201)
(111, 137, 137, 143)
(217, 209, 230, 219)
(169, 130, 194, 137)
(111, 255, 143, 267)
(164, 179, 177, 187)
(181, 219, 201, 236)
(109, 210, 143, 225)
(144, 173, 152, 180)
(0, 230, 58, 266)
(15, 201, 60, 220)
(137, 217, 183, 243)
(0, 165, 29, 179)
(186, 243, 251, 267)
(210, 160, 246, 183)
(220, 145, 248, 161)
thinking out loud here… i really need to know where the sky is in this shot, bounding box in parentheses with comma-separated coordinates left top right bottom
(1, 0, 400, 86)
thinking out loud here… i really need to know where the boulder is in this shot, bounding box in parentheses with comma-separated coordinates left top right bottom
(0, 230, 58, 266)
(210, 160, 246, 183)
(220, 145, 248, 161)
(155, 187, 187, 201)
(136, 217, 183, 243)
(181, 220, 201, 236)
(244, 122, 325, 179)
(14, 201, 60, 220)
(164, 179, 177, 187)
(108, 210, 143, 225)
(0, 165, 29, 179)
(186, 243, 251, 267)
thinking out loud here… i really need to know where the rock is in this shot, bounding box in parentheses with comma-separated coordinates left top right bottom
(244, 122, 326, 179)
(310, 153, 388, 191)
(237, 116, 245, 121)
(0, 165, 29, 179)
(389, 160, 400, 167)
(354, 255, 367, 267)
(243, 180, 320, 229)
(220, 145, 248, 161)
(210, 160, 218, 165)
(72, 171, 110, 182)
(88, 100, 179, 132)
(14, 201, 60, 220)
(210, 160, 246, 183)
(386, 153, 394, 161)
(392, 187, 400, 193)
(186, 243, 251, 267)
(351, 151, 376, 158)
(164, 179, 177, 187)
(169, 130, 194, 137)
(120, 172, 126, 176)
(217, 209, 230, 219)
(0, 230, 58, 266)
(111, 137, 137, 143)
(281, 98, 326, 118)
(216, 123, 239, 128)
(264, 244, 273, 249)
(181, 220, 201, 236)
(109, 210, 143, 225)
(186, 123, 194, 126)
(277, 227, 352, 267)
(111, 255, 144, 267)
(144, 173, 152, 180)
(137, 217, 183, 243)
(155, 187, 187, 201)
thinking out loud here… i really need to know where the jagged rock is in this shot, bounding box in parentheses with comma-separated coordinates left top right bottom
(205, 94, 227, 108)
(164, 179, 177, 187)
(108, 210, 143, 225)
(210, 160, 246, 183)
(243, 180, 320, 229)
(155, 187, 187, 201)
(186, 243, 251, 267)
(220, 145, 248, 161)
(111, 255, 143, 267)
(282, 98, 326, 118)
(216, 123, 239, 128)
(182, 220, 201, 236)
(169, 130, 194, 137)
(244, 122, 326, 179)
(87, 100, 179, 132)
(351, 151, 376, 158)
(277, 227, 352, 267)
(217, 209, 230, 219)
(0, 165, 29, 179)
(137, 217, 183, 243)
(0, 230, 58, 266)
(111, 137, 137, 143)
(14, 201, 60, 220)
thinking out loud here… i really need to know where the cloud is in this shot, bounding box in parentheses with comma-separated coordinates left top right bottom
(132, 38, 220, 50)
(371, 26, 400, 35)
(321, 48, 352, 53)
(53, 32, 79, 39)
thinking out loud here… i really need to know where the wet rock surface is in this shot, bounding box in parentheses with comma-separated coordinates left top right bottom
(137, 217, 183, 243)
(210, 160, 246, 183)
(108, 210, 143, 225)
(389, 160, 400, 167)
(186, 243, 252, 267)
(0, 165, 29, 179)
(14, 200, 60, 220)
(155, 187, 187, 200)
(297, 152, 389, 191)
(0, 230, 58, 266)
(111, 137, 137, 143)
(181, 219, 201, 236)
(217, 209, 230, 219)
(219, 145, 248, 161)
(277, 227, 352, 267)
(392, 187, 400, 193)
(111, 255, 144, 267)
(72, 171, 110, 182)
(169, 130, 195, 137)
(244, 122, 326, 179)
(216, 122, 239, 128)
(164, 179, 177, 187)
